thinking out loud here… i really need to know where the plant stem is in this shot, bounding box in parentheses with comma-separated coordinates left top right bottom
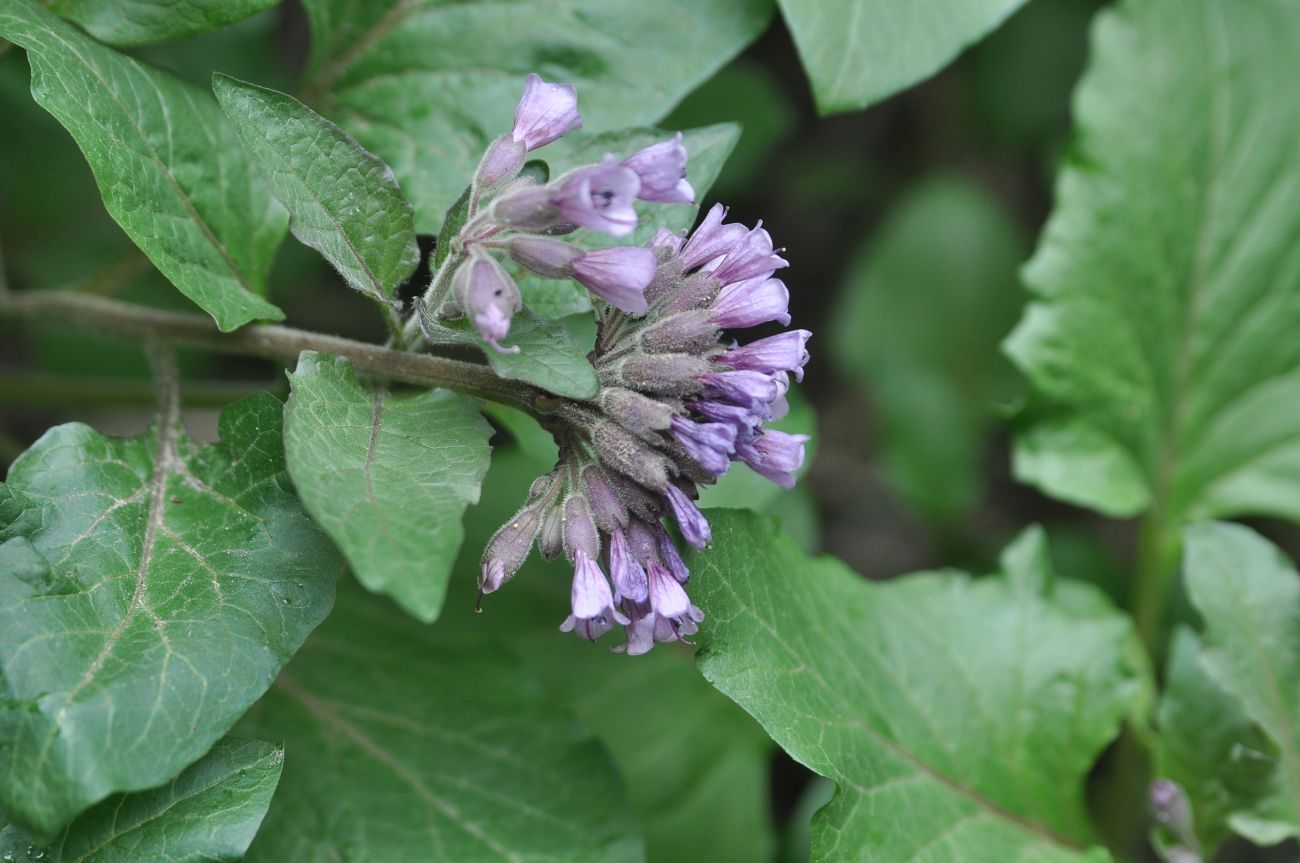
(0, 291, 545, 414)
(1132, 506, 1178, 657)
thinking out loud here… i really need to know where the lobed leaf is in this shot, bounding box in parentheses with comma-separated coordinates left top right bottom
(777, 0, 1031, 114)
(283, 352, 492, 622)
(0, 0, 289, 332)
(298, 0, 771, 232)
(0, 737, 284, 862)
(1177, 522, 1300, 845)
(237, 580, 644, 863)
(0, 393, 339, 839)
(213, 74, 419, 311)
(689, 511, 1149, 862)
(1005, 0, 1300, 523)
(49, 0, 281, 47)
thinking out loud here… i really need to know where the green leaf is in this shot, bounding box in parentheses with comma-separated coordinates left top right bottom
(423, 310, 600, 400)
(511, 123, 741, 319)
(0, 737, 284, 862)
(1180, 522, 1300, 844)
(830, 176, 1027, 523)
(1005, 0, 1300, 522)
(284, 352, 492, 623)
(298, 0, 771, 232)
(1156, 627, 1282, 854)
(213, 74, 419, 310)
(237, 580, 644, 863)
(689, 512, 1149, 862)
(0, 393, 340, 839)
(777, 0, 1031, 114)
(49, 0, 281, 47)
(0, 0, 288, 332)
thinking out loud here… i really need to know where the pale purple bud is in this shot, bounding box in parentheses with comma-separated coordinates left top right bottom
(552, 160, 640, 236)
(599, 387, 674, 439)
(512, 73, 582, 151)
(712, 223, 788, 285)
(722, 330, 812, 382)
(622, 132, 694, 204)
(736, 430, 809, 490)
(581, 465, 627, 532)
(639, 310, 718, 354)
(563, 495, 600, 562)
(650, 227, 683, 254)
(608, 529, 649, 604)
(560, 550, 628, 641)
(670, 416, 736, 477)
(626, 519, 662, 566)
(614, 353, 710, 396)
(573, 247, 655, 313)
(453, 250, 522, 353)
(663, 483, 711, 549)
(480, 503, 543, 593)
(492, 182, 565, 232)
(1149, 780, 1194, 844)
(678, 204, 748, 271)
(710, 276, 791, 328)
(655, 526, 690, 584)
(538, 503, 565, 560)
(476, 136, 527, 188)
(508, 235, 583, 279)
(700, 370, 780, 410)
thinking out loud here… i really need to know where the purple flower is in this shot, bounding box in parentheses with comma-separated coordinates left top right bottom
(512, 73, 582, 151)
(609, 529, 649, 604)
(453, 251, 522, 353)
(552, 160, 640, 236)
(476, 136, 527, 188)
(647, 561, 704, 638)
(563, 496, 600, 562)
(649, 227, 683, 254)
(711, 223, 788, 285)
(736, 430, 809, 489)
(722, 330, 812, 382)
(670, 415, 735, 477)
(691, 400, 764, 441)
(480, 558, 507, 593)
(560, 550, 629, 641)
(678, 204, 748, 271)
(573, 247, 656, 313)
(663, 483, 711, 549)
(622, 133, 694, 204)
(655, 526, 690, 584)
(710, 276, 791, 328)
(508, 236, 584, 279)
(700, 370, 781, 411)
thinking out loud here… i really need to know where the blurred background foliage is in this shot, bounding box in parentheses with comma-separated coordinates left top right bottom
(6, 0, 1293, 860)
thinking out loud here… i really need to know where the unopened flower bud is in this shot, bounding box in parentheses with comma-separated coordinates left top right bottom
(606, 472, 666, 522)
(591, 420, 671, 490)
(660, 271, 723, 314)
(563, 495, 600, 562)
(581, 465, 628, 532)
(608, 353, 710, 396)
(655, 526, 690, 584)
(492, 182, 566, 232)
(622, 132, 694, 204)
(538, 502, 565, 560)
(599, 387, 675, 441)
(508, 236, 584, 278)
(511, 73, 582, 151)
(663, 483, 711, 549)
(452, 249, 522, 353)
(639, 309, 718, 354)
(480, 502, 544, 593)
(476, 135, 527, 188)
(1149, 780, 1195, 844)
(609, 529, 649, 604)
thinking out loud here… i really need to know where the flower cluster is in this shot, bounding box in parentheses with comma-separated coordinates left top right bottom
(432, 73, 693, 351)
(466, 74, 811, 655)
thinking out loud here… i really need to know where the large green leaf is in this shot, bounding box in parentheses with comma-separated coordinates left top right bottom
(0, 737, 284, 862)
(238, 580, 644, 863)
(0, 393, 339, 839)
(1005, 0, 1300, 521)
(49, 0, 280, 47)
(213, 74, 419, 311)
(1156, 627, 1283, 854)
(512, 123, 741, 319)
(284, 352, 492, 622)
(0, 0, 288, 332)
(298, 0, 771, 232)
(777, 0, 1031, 114)
(689, 511, 1149, 862)
(1179, 522, 1300, 844)
(831, 176, 1026, 523)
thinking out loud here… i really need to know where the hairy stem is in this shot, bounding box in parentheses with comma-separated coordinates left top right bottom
(0, 291, 545, 413)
